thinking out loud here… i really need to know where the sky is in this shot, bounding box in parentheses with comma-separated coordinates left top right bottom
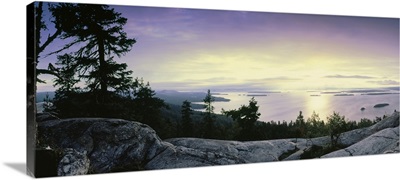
(37, 3, 399, 92)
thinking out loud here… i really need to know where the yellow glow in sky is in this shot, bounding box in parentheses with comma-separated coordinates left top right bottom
(36, 5, 399, 92)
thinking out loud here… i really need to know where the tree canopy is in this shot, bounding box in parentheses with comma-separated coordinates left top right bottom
(42, 3, 168, 133)
(181, 100, 194, 137)
(327, 111, 347, 147)
(223, 97, 261, 140)
(34, 2, 63, 83)
(49, 3, 136, 94)
(202, 89, 216, 138)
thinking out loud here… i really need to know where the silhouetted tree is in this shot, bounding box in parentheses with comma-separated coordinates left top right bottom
(47, 3, 141, 118)
(53, 54, 80, 93)
(202, 89, 215, 138)
(132, 78, 167, 131)
(295, 111, 305, 125)
(34, 2, 64, 83)
(304, 111, 327, 145)
(49, 3, 136, 95)
(327, 111, 347, 147)
(223, 97, 261, 141)
(181, 100, 194, 137)
(293, 111, 306, 140)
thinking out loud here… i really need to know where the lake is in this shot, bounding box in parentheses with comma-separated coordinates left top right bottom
(194, 90, 400, 123)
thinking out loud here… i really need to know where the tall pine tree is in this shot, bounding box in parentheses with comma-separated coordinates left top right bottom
(181, 100, 194, 137)
(202, 89, 215, 138)
(46, 3, 137, 118)
(34, 2, 64, 83)
(223, 97, 261, 140)
(132, 78, 166, 126)
(49, 3, 136, 95)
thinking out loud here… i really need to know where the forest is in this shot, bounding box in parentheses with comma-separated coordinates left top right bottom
(35, 2, 383, 149)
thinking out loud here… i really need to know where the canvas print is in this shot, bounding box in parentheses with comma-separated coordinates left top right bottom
(27, 1, 400, 178)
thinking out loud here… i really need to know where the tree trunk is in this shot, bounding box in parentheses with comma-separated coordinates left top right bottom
(97, 31, 107, 95)
(34, 2, 42, 61)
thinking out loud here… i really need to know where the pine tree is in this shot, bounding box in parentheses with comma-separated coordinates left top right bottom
(132, 78, 167, 130)
(181, 100, 193, 137)
(327, 111, 347, 148)
(49, 3, 136, 95)
(53, 54, 79, 94)
(34, 2, 64, 83)
(294, 111, 306, 139)
(202, 89, 215, 138)
(223, 97, 261, 140)
(47, 3, 138, 118)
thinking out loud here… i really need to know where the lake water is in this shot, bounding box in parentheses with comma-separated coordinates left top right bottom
(194, 91, 400, 123)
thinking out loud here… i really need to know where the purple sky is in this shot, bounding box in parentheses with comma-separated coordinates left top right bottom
(37, 3, 399, 92)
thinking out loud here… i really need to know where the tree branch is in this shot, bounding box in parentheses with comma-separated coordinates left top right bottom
(38, 28, 62, 55)
(37, 63, 62, 80)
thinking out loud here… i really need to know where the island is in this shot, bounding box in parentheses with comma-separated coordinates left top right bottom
(247, 94, 268, 97)
(362, 93, 395, 95)
(334, 94, 354, 96)
(374, 103, 389, 108)
(310, 94, 321, 97)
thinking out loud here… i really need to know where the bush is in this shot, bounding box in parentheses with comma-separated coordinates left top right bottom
(327, 112, 347, 147)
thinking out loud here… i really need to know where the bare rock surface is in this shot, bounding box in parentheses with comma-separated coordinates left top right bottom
(57, 148, 90, 176)
(164, 138, 298, 164)
(322, 127, 399, 158)
(338, 112, 399, 146)
(37, 112, 399, 176)
(38, 118, 166, 174)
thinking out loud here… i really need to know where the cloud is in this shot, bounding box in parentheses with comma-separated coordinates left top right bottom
(324, 74, 375, 79)
(259, 76, 302, 81)
(367, 80, 399, 85)
(150, 77, 274, 91)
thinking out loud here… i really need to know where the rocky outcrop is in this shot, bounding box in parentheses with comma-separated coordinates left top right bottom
(145, 143, 247, 169)
(37, 112, 399, 176)
(322, 127, 399, 158)
(57, 148, 90, 176)
(148, 138, 299, 169)
(37, 118, 167, 175)
(339, 111, 399, 146)
(278, 112, 400, 160)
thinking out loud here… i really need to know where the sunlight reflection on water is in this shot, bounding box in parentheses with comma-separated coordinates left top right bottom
(196, 91, 400, 122)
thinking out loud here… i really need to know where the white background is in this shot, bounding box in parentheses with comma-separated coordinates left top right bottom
(0, 0, 399, 180)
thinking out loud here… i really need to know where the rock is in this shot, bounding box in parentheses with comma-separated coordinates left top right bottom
(281, 112, 399, 160)
(334, 112, 399, 146)
(145, 143, 247, 169)
(240, 140, 298, 162)
(37, 112, 399, 176)
(38, 118, 167, 174)
(369, 112, 399, 131)
(321, 127, 399, 158)
(165, 138, 298, 163)
(36, 112, 59, 122)
(58, 148, 90, 176)
(283, 149, 305, 160)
